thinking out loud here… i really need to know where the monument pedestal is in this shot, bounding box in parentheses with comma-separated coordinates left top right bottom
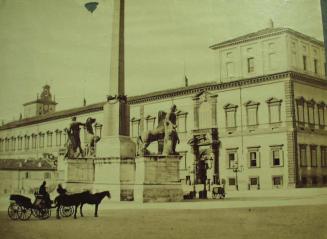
(134, 155, 183, 203)
(59, 157, 135, 202)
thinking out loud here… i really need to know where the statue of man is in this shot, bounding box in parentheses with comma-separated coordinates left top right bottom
(68, 116, 85, 156)
(164, 104, 180, 154)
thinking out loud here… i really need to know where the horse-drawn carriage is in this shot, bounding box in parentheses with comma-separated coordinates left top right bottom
(211, 186, 226, 199)
(8, 193, 52, 220)
(8, 189, 110, 220)
(7, 193, 74, 221)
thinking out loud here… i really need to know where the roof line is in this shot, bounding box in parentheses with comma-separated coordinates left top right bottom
(209, 27, 324, 50)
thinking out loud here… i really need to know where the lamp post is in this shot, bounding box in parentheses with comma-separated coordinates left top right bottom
(191, 161, 196, 198)
(232, 161, 243, 191)
(201, 155, 213, 199)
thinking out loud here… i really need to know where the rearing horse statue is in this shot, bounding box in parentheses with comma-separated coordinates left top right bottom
(138, 111, 166, 155)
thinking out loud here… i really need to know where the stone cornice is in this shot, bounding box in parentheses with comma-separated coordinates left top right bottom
(209, 28, 324, 50)
(128, 71, 293, 104)
(1, 71, 326, 131)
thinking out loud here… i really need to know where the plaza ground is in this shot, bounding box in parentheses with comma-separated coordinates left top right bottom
(1, 205, 326, 239)
(1, 188, 327, 239)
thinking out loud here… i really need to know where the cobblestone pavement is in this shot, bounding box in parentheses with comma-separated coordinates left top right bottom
(1, 204, 327, 239)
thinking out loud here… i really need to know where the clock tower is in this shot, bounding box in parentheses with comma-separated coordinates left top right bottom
(23, 85, 57, 118)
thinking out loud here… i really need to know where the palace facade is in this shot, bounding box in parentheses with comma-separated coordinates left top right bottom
(1, 26, 327, 194)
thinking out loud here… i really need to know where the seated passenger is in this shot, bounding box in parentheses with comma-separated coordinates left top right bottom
(39, 181, 52, 207)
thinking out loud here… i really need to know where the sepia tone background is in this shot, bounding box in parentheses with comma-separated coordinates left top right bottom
(0, 0, 323, 123)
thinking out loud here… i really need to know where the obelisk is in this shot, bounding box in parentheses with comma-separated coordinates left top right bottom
(97, 0, 136, 158)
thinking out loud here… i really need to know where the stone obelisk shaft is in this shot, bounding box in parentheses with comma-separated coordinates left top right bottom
(109, 0, 125, 97)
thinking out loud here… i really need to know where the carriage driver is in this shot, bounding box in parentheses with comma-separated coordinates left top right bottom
(39, 181, 52, 207)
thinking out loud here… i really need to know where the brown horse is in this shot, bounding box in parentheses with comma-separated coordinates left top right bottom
(79, 191, 111, 217)
(54, 191, 110, 219)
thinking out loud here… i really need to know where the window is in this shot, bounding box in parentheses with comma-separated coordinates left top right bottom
(24, 136, 30, 150)
(310, 145, 317, 167)
(317, 102, 325, 128)
(0, 139, 3, 152)
(63, 130, 68, 145)
(248, 147, 260, 168)
(266, 98, 282, 124)
(245, 101, 260, 126)
(321, 146, 327, 167)
(177, 111, 187, 133)
(299, 144, 307, 167)
(272, 176, 283, 188)
(39, 133, 45, 148)
(55, 130, 62, 146)
(145, 115, 156, 131)
(31, 134, 37, 149)
(46, 131, 52, 147)
(224, 104, 238, 129)
(18, 136, 22, 150)
(249, 177, 259, 186)
(228, 178, 236, 186)
(307, 100, 315, 127)
(179, 151, 188, 170)
(5, 138, 9, 152)
(25, 172, 30, 179)
(131, 118, 140, 138)
(11, 137, 16, 151)
(296, 97, 305, 125)
(247, 57, 254, 73)
(226, 149, 238, 169)
(226, 62, 234, 78)
(270, 145, 284, 167)
(314, 59, 318, 74)
(269, 53, 277, 70)
(94, 123, 103, 138)
(303, 55, 307, 71)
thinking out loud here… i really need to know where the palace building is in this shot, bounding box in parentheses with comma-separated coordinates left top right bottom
(0, 26, 327, 195)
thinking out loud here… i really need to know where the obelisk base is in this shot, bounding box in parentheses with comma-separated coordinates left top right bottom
(134, 155, 183, 203)
(96, 136, 136, 158)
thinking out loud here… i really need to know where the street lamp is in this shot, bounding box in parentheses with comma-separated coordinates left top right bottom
(232, 161, 244, 191)
(200, 155, 213, 199)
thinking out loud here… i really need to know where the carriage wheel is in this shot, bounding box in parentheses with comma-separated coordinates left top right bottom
(32, 208, 39, 217)
(18, 206, 32, 221)
(38, 208, 51, 220)
(8, 203, 20, 220)
(60, 206, 74, 217)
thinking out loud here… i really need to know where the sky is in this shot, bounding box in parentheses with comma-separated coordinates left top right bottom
(0, 0, 324, 123)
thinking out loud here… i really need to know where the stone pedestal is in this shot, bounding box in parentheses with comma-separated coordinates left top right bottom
(134, 155, 183, 203)
(96, 100, 136, 158)
(61, 157, 135, 202)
